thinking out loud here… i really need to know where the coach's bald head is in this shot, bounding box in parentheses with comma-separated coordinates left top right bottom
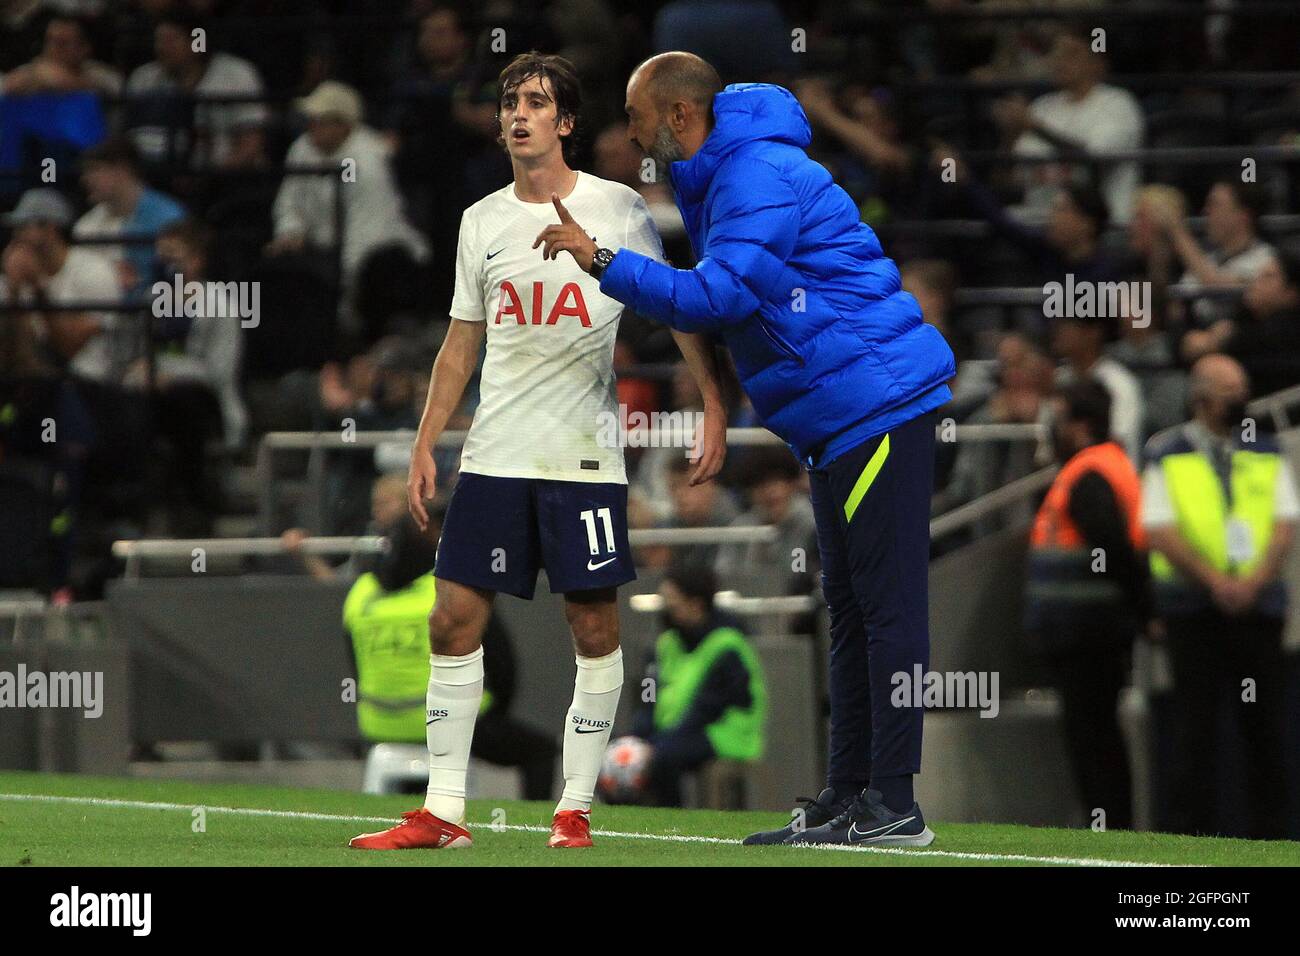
(625, 52, 722, 173)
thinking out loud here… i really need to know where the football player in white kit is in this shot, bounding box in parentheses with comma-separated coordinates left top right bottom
(350, 52, 726, 850)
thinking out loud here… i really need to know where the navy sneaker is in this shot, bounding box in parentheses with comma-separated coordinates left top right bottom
(785, 789, 935, 847)
(741, 788, 852, 846)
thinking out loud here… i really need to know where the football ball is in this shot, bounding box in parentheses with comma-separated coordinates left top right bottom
(597, 735, 654, 804)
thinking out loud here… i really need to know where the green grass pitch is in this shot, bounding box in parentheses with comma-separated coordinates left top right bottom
(1, 771, 1296, 867)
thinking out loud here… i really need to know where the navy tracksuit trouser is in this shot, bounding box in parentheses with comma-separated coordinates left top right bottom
(808, 410, 936, 793)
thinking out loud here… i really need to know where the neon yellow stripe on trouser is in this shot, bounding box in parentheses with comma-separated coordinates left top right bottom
(844, 433, 890, 523)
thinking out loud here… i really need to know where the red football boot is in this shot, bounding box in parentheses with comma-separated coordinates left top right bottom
(349, 809, 472, 850)
(548, 809, 593, 848)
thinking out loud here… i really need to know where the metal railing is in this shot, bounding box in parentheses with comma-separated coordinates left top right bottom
(254, 422, 1047, 534)
(112, 535, 387, 580)
(0, 596, 50, 644)
(629, 590, 817, 615)
(111, 526, 780, 580)
(930, 466, 1058, 541)
(1247, 382, 1300, 432)
(929, 380, 1300, 543)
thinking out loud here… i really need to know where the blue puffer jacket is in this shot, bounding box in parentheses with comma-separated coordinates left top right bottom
(601, 83, 956, 467)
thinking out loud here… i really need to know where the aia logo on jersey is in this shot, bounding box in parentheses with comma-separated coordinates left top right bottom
(494, 281, 591, 327)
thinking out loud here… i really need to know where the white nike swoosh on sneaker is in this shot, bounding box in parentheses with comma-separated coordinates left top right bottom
(587, 556, 617, 571)
(848, 815, 916, 843)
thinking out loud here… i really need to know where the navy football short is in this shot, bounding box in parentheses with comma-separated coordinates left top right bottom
(434, 472, 635, 599)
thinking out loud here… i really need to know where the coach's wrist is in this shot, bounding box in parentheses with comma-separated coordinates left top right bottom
(590, 246, 615, 280)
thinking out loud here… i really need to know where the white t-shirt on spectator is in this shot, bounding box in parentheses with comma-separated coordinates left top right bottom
(272, 124, 428, 279)
(1176, 239, 1277, 327)
(127, 52, 268, 167)
(0, 247, 122, 381)
(1014, 82, 1145, 222)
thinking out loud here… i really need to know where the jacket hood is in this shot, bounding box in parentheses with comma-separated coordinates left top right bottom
(671, 83, 812, 203)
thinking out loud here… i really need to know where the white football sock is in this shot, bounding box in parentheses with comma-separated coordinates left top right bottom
(556, 648, 624, 813)
(423, 647, 484, 824)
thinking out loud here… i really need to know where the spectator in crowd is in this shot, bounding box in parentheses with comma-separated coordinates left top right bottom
(630, 361, 714, 523)
(1106, 285, 1186, 438)
(796, 78, 914, 222)
(714, 446, 819, 594)
(1051, 311, 1145, 461)
(0, 290, 99, 597)
(1126, 184, 1186, 304)
(1205, 251, 1300, 398)
(270, 80, 429, 339)
(1142, 353, 1295, 839)
(311, 335, 426, 535)
(129, 217, 246, 446)
(932, 332, 1053, 532)
(1160, 180, 1276, 331)
(126, 13, 269, 169)
(616, 564, 766, 806)
(114, 217, 241, 532)
(341, 508, 558, 800)
(74, 136, 186, 298)
(902, 258, 988, 416)
(593, 120, 682, 246)
(965, 4, 1057, 83)
(283, 472, 408, 581)
(638, 452, 740, 571)
(0, 187, 122, 382)
(1025, 379, 1147, 830)
(0, 14, 121, 95)
(1111, 185, 1197, 435)
(386, 4, 504, 307)
(941, 143, 1122, 290)
(996, 23, 1144, 222)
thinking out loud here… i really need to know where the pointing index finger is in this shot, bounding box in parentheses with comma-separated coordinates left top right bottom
(551, 193, 574, 223)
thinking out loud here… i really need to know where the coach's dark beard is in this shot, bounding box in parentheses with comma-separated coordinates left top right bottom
(649, 124, 684, 182)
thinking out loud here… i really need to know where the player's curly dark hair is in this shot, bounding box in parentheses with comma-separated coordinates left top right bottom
(496, 51, 583, 164)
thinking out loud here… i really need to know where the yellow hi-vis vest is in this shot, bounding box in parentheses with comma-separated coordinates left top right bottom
(343, 572, 436, 743)
(653, 626, 767, 761)
(1149, 447, 1282, 613)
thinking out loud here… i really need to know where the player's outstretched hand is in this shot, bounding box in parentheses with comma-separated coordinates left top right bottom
(688, 403, 727, 485)
(532, 194, 596, 273)
(407, 447, 438, 531)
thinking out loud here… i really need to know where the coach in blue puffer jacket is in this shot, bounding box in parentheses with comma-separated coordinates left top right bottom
(603, 80, 954, 467)
(536, 53, 953, 848)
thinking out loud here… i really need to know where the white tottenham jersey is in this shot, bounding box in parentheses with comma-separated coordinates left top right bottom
(449, 171, 665, 483)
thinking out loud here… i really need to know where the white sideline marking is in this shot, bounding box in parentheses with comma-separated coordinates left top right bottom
(0, 792, 1190, 867)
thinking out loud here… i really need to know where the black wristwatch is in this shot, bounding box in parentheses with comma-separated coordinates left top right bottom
(590, 247, 615, 280)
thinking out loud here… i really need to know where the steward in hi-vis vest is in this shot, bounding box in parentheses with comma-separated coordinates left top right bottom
(1143, 424, 1292, 618)
(623, 567, 767, 807)
(342, 515, 559, 799)
(1024, 379, 1147, 831)
(1139, 354, 1296, 839)
(1026, 401, 1149, 650)
(651, 621, 767, 762)
(344, 571, 439, 743)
